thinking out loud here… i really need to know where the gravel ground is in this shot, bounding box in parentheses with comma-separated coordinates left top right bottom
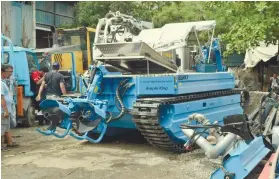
(1, 127, 219, 179)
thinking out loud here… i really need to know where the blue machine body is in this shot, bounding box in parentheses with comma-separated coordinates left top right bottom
(211, 137, 271, 179)
(37, 64, 243, 149)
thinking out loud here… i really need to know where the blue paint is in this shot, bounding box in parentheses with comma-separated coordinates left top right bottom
(194, 38, 226, 73)
(160, 95, 243, 143)
(211, 137, 271, 179)
(36, 64, 243, 147)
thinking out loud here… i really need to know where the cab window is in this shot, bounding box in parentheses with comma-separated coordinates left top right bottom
(26, 53, 38, 72)
(3, 52, 9, 64)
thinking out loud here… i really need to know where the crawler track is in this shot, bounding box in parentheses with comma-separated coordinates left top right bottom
(131, 89, 242, 153)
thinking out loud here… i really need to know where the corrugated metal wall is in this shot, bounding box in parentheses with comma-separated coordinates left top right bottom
(36, 1, 54, 26)
(36, 1, 74, 27)
(1, 1, 35, 48)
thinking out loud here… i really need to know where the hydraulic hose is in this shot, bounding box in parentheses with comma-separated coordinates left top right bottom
(89, 67, 97, 85)
(106, 79, 129, 123)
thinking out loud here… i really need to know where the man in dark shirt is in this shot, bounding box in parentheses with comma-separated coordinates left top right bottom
(36, 62, 66, 101)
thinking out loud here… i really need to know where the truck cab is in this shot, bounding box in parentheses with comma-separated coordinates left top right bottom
(1, 35, 40, 126)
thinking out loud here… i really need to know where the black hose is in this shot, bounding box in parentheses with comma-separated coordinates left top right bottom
(180, 123, 222, 129)
(106, 79, 129, 123)
(89, 67, 97, 85)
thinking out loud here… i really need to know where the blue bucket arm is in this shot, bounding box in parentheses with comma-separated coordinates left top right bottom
(36, 99, 72, 138)
(36, 122, 72, 138)
(69, 122, 107, 143)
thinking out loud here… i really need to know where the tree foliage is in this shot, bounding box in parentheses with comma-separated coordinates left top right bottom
(71, 1, 279, 55)
(204, 1, 279, 55)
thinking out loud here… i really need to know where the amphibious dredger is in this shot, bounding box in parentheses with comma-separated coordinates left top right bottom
(36, 11, 243, 152)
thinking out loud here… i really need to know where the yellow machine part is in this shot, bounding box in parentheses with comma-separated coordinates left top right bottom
(51, 51, 84, 74)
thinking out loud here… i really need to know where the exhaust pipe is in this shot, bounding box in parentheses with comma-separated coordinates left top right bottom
(182, 128, 237, 159)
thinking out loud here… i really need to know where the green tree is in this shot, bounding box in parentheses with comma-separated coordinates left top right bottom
(204, 1, 279, 55)
(73, 1, 279, 55)
(152, 2, 206, 28)
(73, 1, 169, 27)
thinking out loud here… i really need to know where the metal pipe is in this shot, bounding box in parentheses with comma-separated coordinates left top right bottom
(206, 133, 237, 159)
(182, 128, 237, 159)
(194, 29, 204, 60)
(104, 17, 119, 43)
(33, 1, 36, 48)
(182, 129, 212, 152)
(94, 18, 106, 44)
(207, 28, 215, 63)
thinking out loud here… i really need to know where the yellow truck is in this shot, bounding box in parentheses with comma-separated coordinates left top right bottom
(36, 27, 96, 74)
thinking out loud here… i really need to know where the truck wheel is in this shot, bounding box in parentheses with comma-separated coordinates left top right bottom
(22, 104, 36, 127)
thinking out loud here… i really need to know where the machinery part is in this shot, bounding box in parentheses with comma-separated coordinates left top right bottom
(76, 116, 101, 134)
(180, 114, 255, 158)
(132, 89, 241, 152)
(221, 114, 254, 143)
(94, 42, 177, 74)
(182, 128, 237, 159)
(211, 136, 271, 179)
(36, 122, 72, 138)
(69, 122, 107, 143)
(180, 113, 273, 179)
(36, 100, 72, 138)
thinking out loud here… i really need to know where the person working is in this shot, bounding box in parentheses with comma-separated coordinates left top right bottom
(36, 62, 66, 101)
(31, 67, 49, 106)
(1, 64, 20, 151)
(31, 67, 49, 126)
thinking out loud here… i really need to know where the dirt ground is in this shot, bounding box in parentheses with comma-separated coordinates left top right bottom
(1, 127, 220, 179)
(1, 91, 265, 179)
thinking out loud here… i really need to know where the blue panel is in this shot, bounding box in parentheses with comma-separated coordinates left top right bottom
(136, 76, 175, 96)
(160, 94, 243, 143)
(12, 51, 33, 96)
(211, 137, 271, 179)
(136, 72, 235, 96)
(176, 72, 235, 94)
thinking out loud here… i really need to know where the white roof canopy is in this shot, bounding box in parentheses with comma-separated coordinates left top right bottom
(135, 20, 216, 52)
(244, 42, 278, 68)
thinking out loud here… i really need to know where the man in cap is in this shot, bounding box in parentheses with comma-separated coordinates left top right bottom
(36, 62, 66, 101)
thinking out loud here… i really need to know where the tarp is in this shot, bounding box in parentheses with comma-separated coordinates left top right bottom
(136, 20, 216, 52)
(244, 42, 278, 68)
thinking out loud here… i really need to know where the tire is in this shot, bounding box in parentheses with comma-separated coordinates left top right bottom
(22, 103, 36, 127)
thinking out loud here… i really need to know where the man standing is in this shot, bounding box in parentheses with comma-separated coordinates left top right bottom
(36, 62, 66, 101)
(1, 64, 20, 151)
(270, 73, 279, 93)
(3, 73, 17, 128)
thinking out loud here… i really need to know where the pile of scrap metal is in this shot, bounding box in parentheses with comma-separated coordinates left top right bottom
(180, 91, 279, 179)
